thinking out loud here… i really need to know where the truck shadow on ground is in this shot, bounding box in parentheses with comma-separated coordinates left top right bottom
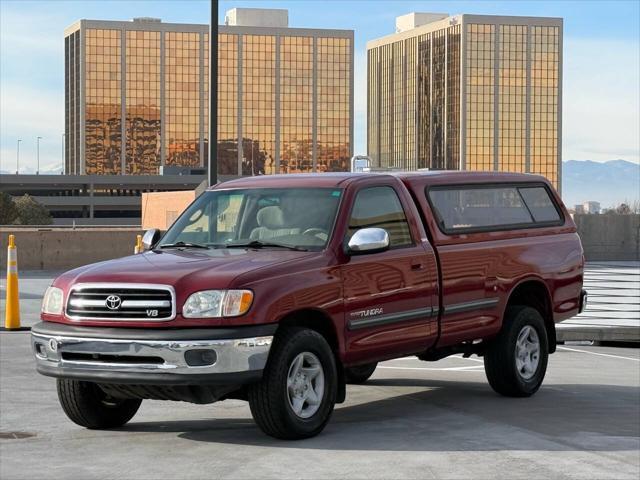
(123, 378, 640, 451)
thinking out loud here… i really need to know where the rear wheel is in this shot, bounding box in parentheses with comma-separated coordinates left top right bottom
(248, 327, 337, 439)
(57, 379, 141, 429)
(484, 306, 549, 397)
(344, 362, 378, 384)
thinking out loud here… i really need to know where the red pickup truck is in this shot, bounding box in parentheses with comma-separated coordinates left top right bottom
(32, 172, 586, 439)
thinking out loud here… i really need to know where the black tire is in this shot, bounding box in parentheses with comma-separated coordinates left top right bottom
(248, 327, 337, 440)
(344, 362, 378, 384)
(57, 379, 142, 429)
(484, 305, 549, 397)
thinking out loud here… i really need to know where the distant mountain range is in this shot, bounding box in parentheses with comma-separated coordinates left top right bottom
(2, 159, 638, 209)
(0, 162, 63, 175)
(562, 160, 639, 209)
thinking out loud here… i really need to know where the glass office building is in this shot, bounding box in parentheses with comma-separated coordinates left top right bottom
(65, 11, 353, 176)
(367, 13, 561, 189)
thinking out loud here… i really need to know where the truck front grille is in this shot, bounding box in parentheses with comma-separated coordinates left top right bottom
(66, 283, 175, 321)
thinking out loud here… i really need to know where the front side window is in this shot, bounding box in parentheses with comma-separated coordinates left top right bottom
(161, 188, 342, 250)
(427, 184, 562, 233)
(347, 186, 412, 247)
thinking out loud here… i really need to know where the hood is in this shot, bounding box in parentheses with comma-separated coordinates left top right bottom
(55, 248, 315, 295)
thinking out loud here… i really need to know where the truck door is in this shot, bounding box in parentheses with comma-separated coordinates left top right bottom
(340, 184, 438, 363)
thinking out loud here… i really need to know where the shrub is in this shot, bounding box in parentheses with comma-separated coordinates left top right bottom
(0, 192, 19, 225)
(14, 194, 53, 225)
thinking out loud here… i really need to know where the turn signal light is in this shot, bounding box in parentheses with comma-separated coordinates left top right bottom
(223, 290, 254, 317)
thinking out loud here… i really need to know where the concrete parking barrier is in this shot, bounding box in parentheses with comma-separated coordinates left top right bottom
(0, 227, 143, 270)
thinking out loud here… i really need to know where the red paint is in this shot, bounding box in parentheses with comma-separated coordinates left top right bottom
(43, 171, 584, 364)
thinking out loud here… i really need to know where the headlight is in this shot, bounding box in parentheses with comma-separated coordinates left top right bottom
(42, 287, 64, 315)
(183, 290, 253, 318)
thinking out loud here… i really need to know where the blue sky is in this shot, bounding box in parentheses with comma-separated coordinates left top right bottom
(1, 0, 638, 173)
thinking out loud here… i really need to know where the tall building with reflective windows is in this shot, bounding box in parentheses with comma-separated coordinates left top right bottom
(64, 10, 353, 176)
(367, 13, 562, 189)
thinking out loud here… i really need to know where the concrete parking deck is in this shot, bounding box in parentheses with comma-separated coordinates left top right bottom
(1, 330, 638, 479)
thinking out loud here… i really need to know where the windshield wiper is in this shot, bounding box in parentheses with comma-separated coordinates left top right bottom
(224, 240, 308, 252)
(158, 241, 210, 250)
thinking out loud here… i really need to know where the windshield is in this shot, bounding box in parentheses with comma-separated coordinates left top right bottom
(160, 188, 342, 250)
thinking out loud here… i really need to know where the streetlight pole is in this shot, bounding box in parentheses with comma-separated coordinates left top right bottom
(16, 139, 22, 175)
(37, 136, 43, 174)
(62, 133, 66, 174)
(208, 0, 219, 185)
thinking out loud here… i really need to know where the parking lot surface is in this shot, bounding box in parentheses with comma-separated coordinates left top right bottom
(1, 330, 638, 480)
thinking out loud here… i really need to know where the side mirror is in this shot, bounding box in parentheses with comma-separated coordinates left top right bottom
(142, 229, 162, 251)
(347, 228, 390, 255)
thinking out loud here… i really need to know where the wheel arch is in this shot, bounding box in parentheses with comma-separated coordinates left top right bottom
(505, 278, 556, 353)
(275, 308, 346, 403)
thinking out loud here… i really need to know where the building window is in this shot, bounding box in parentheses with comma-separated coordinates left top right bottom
(392, 40, 404, 168)
(85, 28, 122, 175)
(431, 30, 446, 169)
(280, 36, 313, 173)
(405, 37, 417, 170)
(446, 24, 461, 169)
(417, 33, 431, 169)
(165, 31, 201, 168)
(379, 43, 391, 168)
(367, 47, 380, 167)
(317, 37, 351, 172)
(530, 26, 559, 188)
(465, 24, 496, 172)
(125, 30, 161, 174)
(215, 33, 238, 175)
(241, 35, 276, 175)
(498, 25, 527, 175)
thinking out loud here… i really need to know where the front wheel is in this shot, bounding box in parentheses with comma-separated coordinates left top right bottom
(248, 327, 337, 439)
(484, 306, 549, 397)
(57, 379, 142, 429)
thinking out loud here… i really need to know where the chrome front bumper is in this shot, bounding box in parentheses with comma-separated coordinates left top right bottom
(579, 289, 588, 314)
(31, 325, 273, 384)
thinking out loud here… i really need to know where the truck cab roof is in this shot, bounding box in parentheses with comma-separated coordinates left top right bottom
(211, 171, 552, 190)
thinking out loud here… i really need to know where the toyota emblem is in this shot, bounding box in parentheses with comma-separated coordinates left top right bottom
(105, 295, 122, 310)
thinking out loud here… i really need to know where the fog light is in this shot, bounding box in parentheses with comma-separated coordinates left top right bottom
(34, 343, 47, 358)
(184, 349, 217, 366)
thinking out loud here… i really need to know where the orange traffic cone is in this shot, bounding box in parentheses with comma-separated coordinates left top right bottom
(3, 234, 25, 331)
(134, 234, 143, 254)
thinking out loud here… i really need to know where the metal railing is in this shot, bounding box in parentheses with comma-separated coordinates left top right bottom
(575, 262, 640, 328)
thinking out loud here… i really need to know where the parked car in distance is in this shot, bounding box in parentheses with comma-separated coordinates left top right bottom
(32, 171, 586, 439)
